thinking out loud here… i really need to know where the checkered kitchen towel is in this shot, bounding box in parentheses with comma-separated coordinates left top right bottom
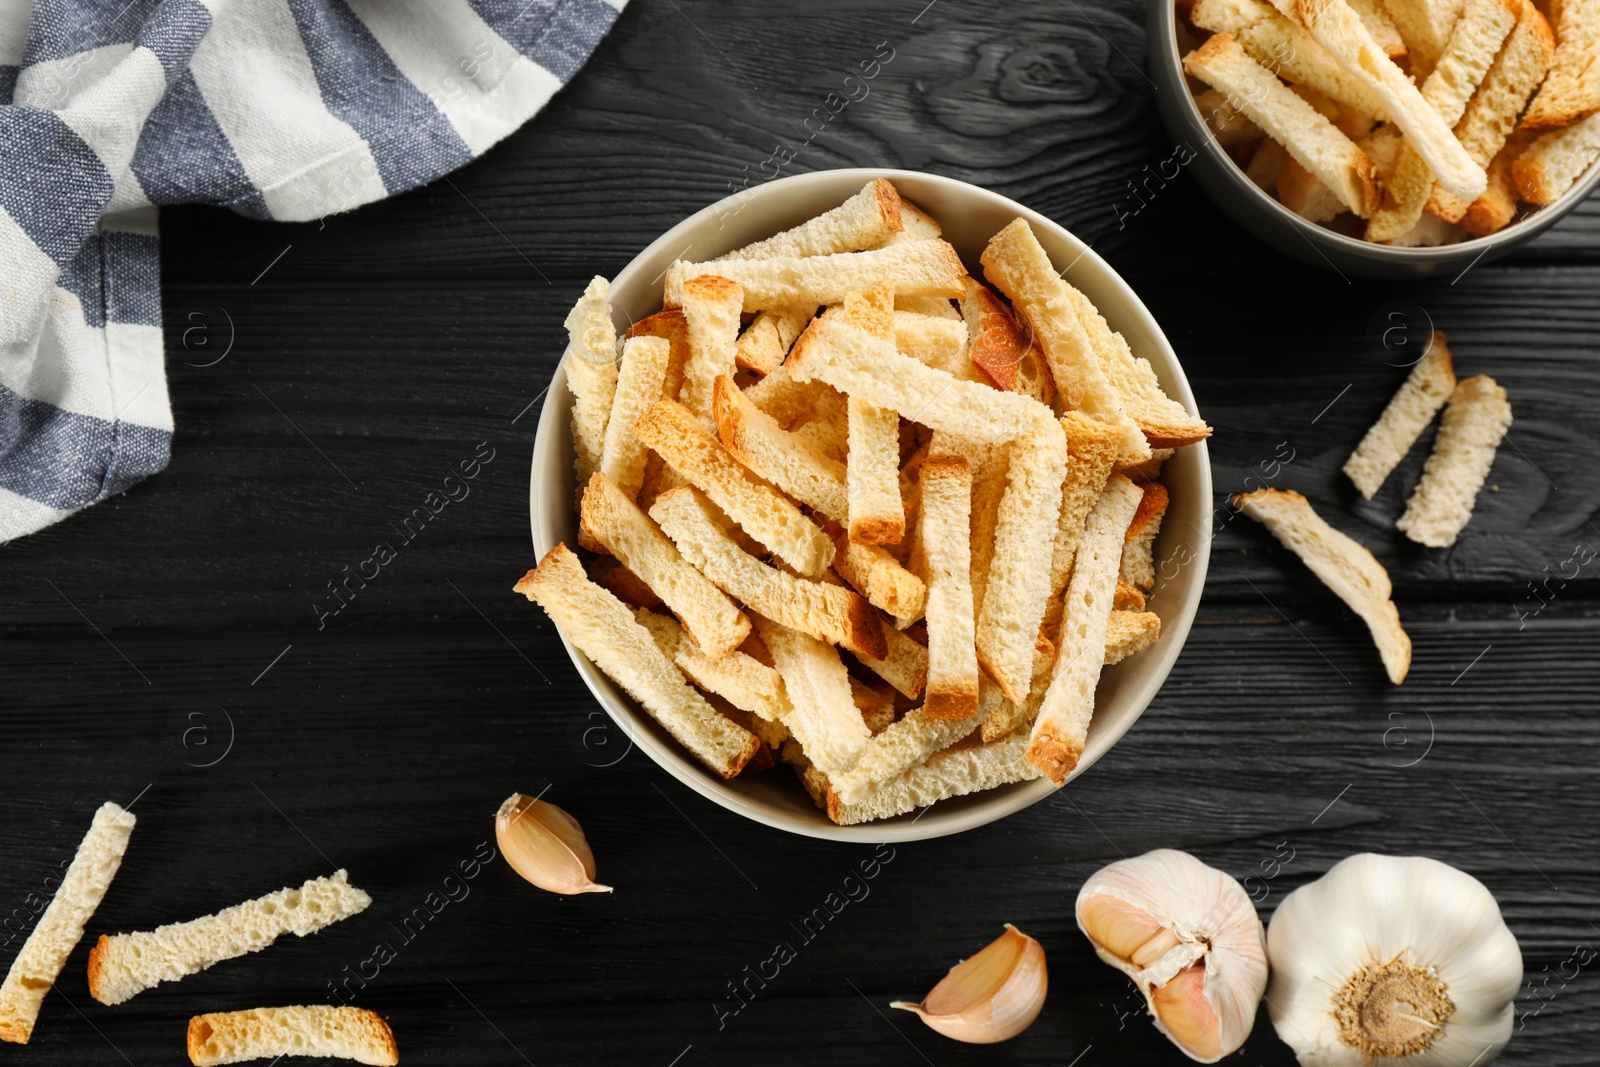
(0, 0, 623, 540)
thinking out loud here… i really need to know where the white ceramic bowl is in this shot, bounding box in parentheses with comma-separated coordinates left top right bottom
(1150, 3, 1600, 280)
(530, 169, 1213, 841)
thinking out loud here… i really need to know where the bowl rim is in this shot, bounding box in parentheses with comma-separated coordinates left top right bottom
(529, 167, 1213, 841)
(1150, 0, 1600, 263)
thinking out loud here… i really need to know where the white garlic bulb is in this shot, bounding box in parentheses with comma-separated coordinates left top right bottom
(1267, 854, 1522, 1066)
(1077, 849, 1268, 1062)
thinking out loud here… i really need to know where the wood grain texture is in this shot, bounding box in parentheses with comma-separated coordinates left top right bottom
(2, 0, 1597, 1063)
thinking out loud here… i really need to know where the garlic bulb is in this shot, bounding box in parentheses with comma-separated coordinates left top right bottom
(1077, 849, 1268, 1062)
(494, 793, 612, 895)
(1267, 854, 1522, 1066)
(891, 924, 1047, 1043)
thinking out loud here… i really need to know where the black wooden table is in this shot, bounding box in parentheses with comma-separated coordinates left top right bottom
(5, 1, 1598, 1064)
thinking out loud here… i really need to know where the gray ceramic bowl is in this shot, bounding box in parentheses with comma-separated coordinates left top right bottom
(1148, 0, 1600, 279)
(530, 169, 1212, 841)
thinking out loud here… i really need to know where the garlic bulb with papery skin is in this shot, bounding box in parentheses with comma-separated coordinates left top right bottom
(1077, 849, 1268, 1062)
(891, 925, 1047, 1043)
(494, 793, 612, 895)
(1267, 854, 1522, 1066)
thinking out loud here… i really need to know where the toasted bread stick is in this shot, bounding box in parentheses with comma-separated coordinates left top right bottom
(515, 544, 761, 778)
(0, 803, 135, 1043)
(649, 487, 886, 659)
(665, 241, 967, 311)
(1027, 475, 1144, 785)
(1520, 0, 1600, 127)
(1428, 0, 1555, 221)
(1183, 33, 1381, 216)
(1293, 0, 1487, 201)
(1513, 112, 1600, 203)
(1397, 375, 1512, 547)
(976, 418, 1069, 705)
(980, 220, 1152, 464)
(565, 276, 618, 496)
(1343, 334, 1457, 498)
(187, 1006, 398, 1067)
(787, 315, 1052, 444)
(1366, 0, 1518, 242)
(599, 335, 672, 501)
(843, 287, 906, 545)
(714, 375, 848, 521)
(635, 399, 835, 579)
(88, 872, 371, 1006)
(1234, 489, 1411, 682)
(679, 275, 744, 427)
(754, 615, 871, 778)
(717, 178, 904, 260)
(825, 729, 1040, 826)
(581, 472, 752, 657)
(920, 454, 981, 718)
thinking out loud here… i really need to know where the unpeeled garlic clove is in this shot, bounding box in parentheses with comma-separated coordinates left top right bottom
(494, 792, 612, 895)
(1148, 962, 1225, 1061)
(1077, 849, 1267, 1063)
(891, 924, 1047, 1044)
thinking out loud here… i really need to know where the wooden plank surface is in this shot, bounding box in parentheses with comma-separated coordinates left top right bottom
(3, 0, 1598, 1063)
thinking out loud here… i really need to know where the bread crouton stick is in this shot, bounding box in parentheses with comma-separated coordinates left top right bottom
(515, 545, 762, 778)
(754, 615, 871, 778)
(1342, 334, 1456, 498)
(1027, 475, 1144, 785)
(1396, 375, 1512, 547)
(679, 274, 744, 428)
(0, 803, 135, 1043)
(976, 417, 1069, 705)
(1182, 33, 1380, 216)
(581, 472, 752, 657)
(665, 240, 967, 311)
(714, 375, 848, 521)
(1234, 489, 1412, 682)
(649, 487, 886, 660)
(88, 871, 371, 1005)
(1427, 0, 1554, 221)
(788, 315, 1051, 444)
(1292, 0, 1487, 201)
(843, 287, 906, 545)
(635, 399, 835, 579)
(716, 178, 905, 261)
(825, 730, 1040, 826)
(1365, 0, 1518, 242)
(565, 276, 618, 495)
(599, 335, 672, 501)
(920, 454, 981, 718)
(980, 220, 1152, 464)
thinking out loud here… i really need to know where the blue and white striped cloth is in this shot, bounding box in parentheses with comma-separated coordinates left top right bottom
(0, 0, 623, 540)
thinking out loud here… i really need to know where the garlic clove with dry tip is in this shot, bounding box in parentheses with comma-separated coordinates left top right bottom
(1077, 849, 1268, 1062)
(891, 924, 1047, 1043)
(494, 792, 613, 895)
